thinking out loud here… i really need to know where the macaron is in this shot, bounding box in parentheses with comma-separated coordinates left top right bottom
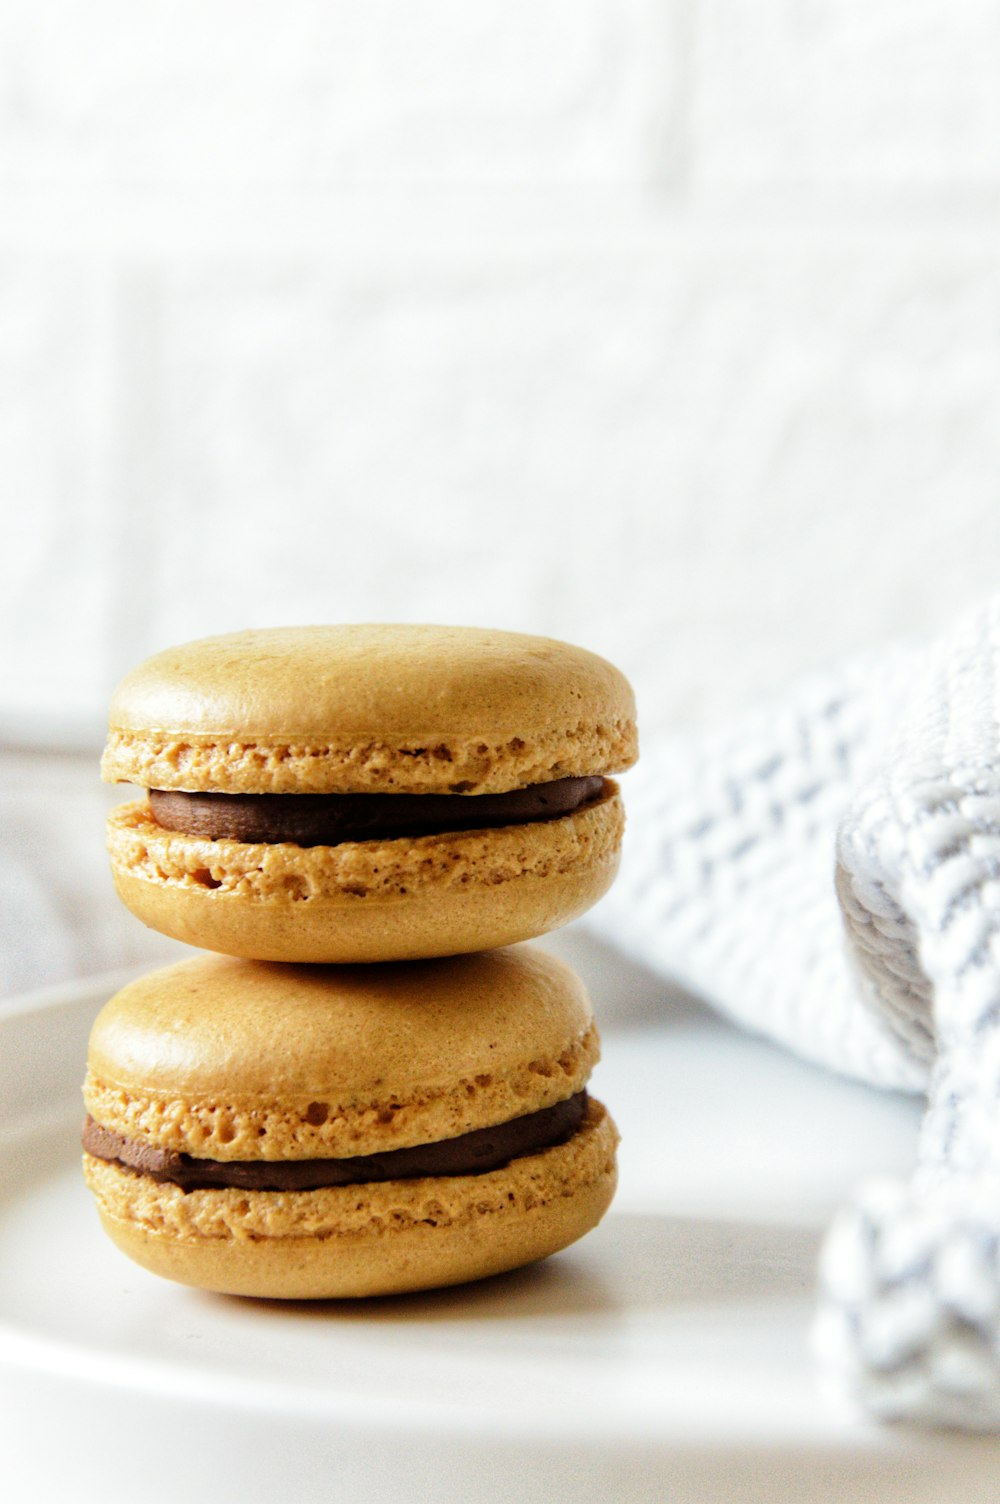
(81, 947, 619, 1299)
(102, 625, 636, 963)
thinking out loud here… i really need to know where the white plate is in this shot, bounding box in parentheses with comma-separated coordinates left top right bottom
(1, 935, 995, 1502)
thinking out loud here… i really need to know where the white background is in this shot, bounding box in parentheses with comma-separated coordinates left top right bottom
(3, 1, 1000, 992)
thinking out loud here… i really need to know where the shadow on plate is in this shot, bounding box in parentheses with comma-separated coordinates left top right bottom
(231, 1210, 821, 1325)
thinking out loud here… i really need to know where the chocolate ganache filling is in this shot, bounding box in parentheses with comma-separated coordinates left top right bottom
(148, 777, 604, 847)
(82, 1092, 588, 1194)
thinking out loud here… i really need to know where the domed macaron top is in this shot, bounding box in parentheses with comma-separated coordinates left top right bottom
(101, 624, 637, 795)
(83, 947, 600, 1161)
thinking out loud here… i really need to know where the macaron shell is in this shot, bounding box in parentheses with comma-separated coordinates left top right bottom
(84, 948, 599, 1159)
(105, 784, 623, 965)
(102, 625, 637, 795)
(83, 1098, 618, 1299)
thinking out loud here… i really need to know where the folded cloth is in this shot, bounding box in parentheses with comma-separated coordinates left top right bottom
(591, 596, 1000, 1430)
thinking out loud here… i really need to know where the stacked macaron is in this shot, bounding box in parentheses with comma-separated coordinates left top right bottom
(83, 625, 637, 1298)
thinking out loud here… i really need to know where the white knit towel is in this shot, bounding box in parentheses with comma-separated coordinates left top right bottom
(592, 595, 1000, 1430)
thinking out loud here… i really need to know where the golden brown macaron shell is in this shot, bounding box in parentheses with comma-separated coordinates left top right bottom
(102, 626, 636, 962)
(82, 950, 619, 1299)
(102, 625, 637, 795)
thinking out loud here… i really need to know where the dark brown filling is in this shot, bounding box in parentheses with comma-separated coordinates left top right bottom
(148, 776, 604, 847)
(82, 1092, 588, 1194)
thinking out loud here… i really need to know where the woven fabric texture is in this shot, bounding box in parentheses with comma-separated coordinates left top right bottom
(592, 596, 1000, 1429)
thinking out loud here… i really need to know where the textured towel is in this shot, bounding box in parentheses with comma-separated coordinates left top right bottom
(592, 596, 1000, 1430)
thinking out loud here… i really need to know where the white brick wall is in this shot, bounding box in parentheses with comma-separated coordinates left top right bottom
(695, 1, 1000, 196)
(2, 2, 1000, 987)
(0, 1, 675, 187)
(0, 259, 117, 727)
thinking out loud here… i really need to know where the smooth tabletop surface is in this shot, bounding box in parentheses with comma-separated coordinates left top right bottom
(2, 931, 996, 1503)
